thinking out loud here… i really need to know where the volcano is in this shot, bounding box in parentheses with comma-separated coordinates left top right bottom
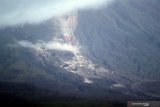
(0, 0, 160, 107)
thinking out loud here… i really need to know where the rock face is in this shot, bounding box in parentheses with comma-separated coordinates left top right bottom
(0, 0, 160, 104)
(75, 0, 160, 80)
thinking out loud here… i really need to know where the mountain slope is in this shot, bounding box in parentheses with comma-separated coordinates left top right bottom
(76, 0, 160, 80)
(0, 0, 160, 105)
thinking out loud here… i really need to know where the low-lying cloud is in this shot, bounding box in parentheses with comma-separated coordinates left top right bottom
(0, 0, 113, 28)
(18, 40, 79, 54)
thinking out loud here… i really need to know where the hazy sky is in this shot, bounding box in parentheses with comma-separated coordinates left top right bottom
(0, 0, 113, 28)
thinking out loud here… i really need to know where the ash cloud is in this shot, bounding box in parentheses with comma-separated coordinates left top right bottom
(18, 40, 79, 54)
(0, 0, 113, 28)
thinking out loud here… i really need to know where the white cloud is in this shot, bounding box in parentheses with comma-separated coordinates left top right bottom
(18, 40, 79, 54)
(0, 0, 113, 28)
